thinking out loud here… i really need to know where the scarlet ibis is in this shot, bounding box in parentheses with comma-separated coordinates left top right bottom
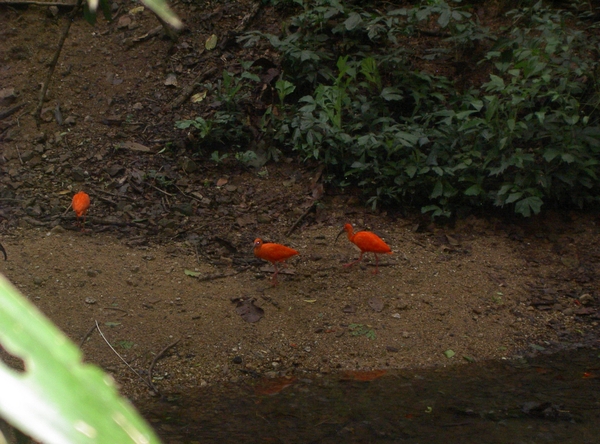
(335, 223, 391, 274)
(253, 238, 299, 285)
(72, 191, 90, 230)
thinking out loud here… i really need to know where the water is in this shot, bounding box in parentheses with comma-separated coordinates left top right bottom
(141, 348, 600, 443)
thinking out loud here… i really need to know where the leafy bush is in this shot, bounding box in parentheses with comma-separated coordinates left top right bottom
(182, 0, 600, 217)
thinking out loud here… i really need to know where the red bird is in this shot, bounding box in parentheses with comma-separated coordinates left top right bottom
(335, 223, 392, 274)
(253, 238, 299, 285)
(72, 191, 90, 230)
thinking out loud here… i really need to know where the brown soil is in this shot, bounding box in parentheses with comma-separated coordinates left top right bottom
(1, 1, 599, 404)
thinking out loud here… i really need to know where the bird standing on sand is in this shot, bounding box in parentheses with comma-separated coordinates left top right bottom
(253, 238, 299, 285)
(335, 223, 392, 274)
(72, 191, 90, 230)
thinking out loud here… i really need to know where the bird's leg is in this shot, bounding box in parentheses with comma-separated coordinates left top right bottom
(271, 262, 280, 286)
(372, 254, 379, 274)
(344, 252, 364, 268)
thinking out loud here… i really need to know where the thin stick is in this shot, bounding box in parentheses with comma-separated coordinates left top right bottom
(285, 202, 317, 237)
(147, 182, 174, 196)
(148, 338, 181, 392)
(78, 324, 97, 348)
(0, 102, 28, 120)
(102, 307, 128, 316)
(33, 0, 84, 127)
(95, 320, 153, 390)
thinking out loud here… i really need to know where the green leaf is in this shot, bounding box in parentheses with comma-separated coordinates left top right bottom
(543, 148, 560, 162)
(430, 180, 444, 199)
(139, 0, 182, 28)
(438, 9, 450, 27)
(561, 153, 575, 163)
(406, 165, 417, 178)
(444, 349, 455, 358)
(505, 192, 522, 204)
(380, 87, 402, 101)
(486, 75, 505, 91)
(515, 196, 543, 217)
(464, 184, 482, 196)
(0, 275, 161, 444)
(344, 12, 362, 31)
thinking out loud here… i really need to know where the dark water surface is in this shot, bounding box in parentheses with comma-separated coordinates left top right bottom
(140, 348, 600, 443)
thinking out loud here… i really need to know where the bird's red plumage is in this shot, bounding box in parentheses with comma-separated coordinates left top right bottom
(337, 223, 392, 274)
(254, 239, 299, 263)
(351, 231, 392, 254)
(72, 191, 90, 217)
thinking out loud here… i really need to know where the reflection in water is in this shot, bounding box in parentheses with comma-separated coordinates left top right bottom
(141, 348, 600, 443)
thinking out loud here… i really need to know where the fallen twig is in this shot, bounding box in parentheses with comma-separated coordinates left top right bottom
(33, 0, 84, 127)
(102, 307, 129, 316)
(286, 202, 317, 237)
(165, 65, 218, 111)
(95, 320, 153, 391)
(78, 324, 97, 348)
(0, 102, 28, 120)
(148, 338, 181, 393)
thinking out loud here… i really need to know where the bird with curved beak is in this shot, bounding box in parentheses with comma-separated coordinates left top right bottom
(72, 191, 90, 230)
(253, 238, 299, 285)
(335, 223, 392, 274)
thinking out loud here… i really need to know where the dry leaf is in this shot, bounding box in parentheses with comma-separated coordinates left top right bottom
(205, 34, 218, 50)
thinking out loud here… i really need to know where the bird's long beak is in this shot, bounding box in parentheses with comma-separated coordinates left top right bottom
(334, 228, 345, 244)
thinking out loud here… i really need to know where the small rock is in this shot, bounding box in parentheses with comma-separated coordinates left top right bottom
(173, 203, 194, 216)
(20, 150, 34, 162)
(132, 102, 143, 110)
(180, 158, 198, 173)
(579, 294, 594, 305)
(257, 214, 270, 224)
(342, 305, 356, 313)
(232, 356, 243, 364)
(158, 218, 176, 229)
(368, 296, 385, 312)
(64, 115, 76, 125)
(71, 167, 86, 181)
(85, 297, 96, 304)
(402, 331, 410, 338)
(49, 225, 66, 234)
(0, 87, 20, 106)
(87, 270, 97, 277)
(107, 164, 125, 177)
(386, 346, 399, 352)
(164, 73, 178, 87)
(33, 277, 44, 286)
(117, 15, 132, 29)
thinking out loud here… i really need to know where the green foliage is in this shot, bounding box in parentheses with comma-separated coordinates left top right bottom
(182, 0, 600, 217)
(349, 323, 376, 340)
(0, 275, 161, 444)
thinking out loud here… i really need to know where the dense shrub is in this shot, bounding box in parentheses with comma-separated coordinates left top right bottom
(179, 0, 600, 217)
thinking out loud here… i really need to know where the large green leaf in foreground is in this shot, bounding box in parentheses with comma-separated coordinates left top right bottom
(0, 274, 161, 444)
